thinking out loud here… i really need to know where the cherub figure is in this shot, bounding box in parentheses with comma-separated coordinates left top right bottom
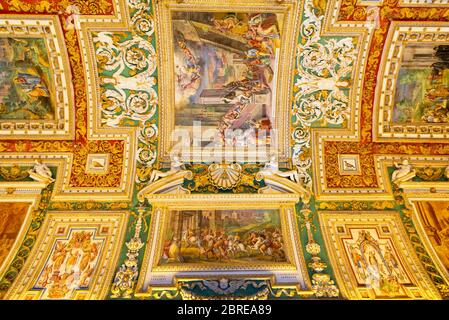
(212, 14, 241, 33)
(391, 159, 416, 184)
(148, 155, 188, 184)
(258, 154, 303, 184)
(28, 160, 55, 184)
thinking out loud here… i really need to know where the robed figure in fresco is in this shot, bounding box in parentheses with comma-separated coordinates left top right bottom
(345, 230, 410, 297)
(394, 44, 449, 124)
(161, 209, 286, 265)
(172, 12, 282, 147)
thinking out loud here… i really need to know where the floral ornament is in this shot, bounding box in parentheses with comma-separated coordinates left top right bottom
(292, 127, 311, 151)
(95, 36, 157, 85)
(290, 0, 357, 298)
(129, 0, 155, 37)
(128, 91, 157, 118)
(94, 33, 157, 126)
(94, 0, 157, 128)
(293, 95, 324, 125)
(93, 0, 159, 175)
(293, 0, 355, 129)
(292, 0, 356, 175)
(299, 203, 339, 298)
(124, 46, 149, 70)
(137, 133, 157, 168)
(134, 122, 158, 184)
(111, 206, 146, 299)
(323, 96, 350, 125)
(311, 273, 339, 298)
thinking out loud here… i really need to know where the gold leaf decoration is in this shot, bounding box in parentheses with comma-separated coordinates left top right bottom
(0, 165, 30, 181)
(207, 163, 242, 190)
(416, 167, 445, 181)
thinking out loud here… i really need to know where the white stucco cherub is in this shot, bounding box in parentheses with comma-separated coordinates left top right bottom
(28, 160, 55, 184)
(148, 155, 187, 184)
(258, 154, 302, 184)
(391, 159, 416, 184)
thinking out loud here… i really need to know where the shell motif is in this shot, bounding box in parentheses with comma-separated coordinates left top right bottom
(207, 163, 242, 190)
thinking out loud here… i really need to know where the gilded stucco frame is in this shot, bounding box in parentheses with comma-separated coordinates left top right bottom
(135, 179, 311, 293)
(149, 204, 297, 271)
(155, 0, 300, 162)
(4, 211, 129, 300)
(0, 15, 75, 140)
(374, 22, 449, 142)
(397, 182, 449, 287)
(0, 181, 48, 280)
(319, 211, 441, 300)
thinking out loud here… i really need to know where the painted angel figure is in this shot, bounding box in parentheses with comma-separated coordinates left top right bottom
(391, 159, 416, 183)
(28, 160, 55, 184)
(148, 155, 186, 184)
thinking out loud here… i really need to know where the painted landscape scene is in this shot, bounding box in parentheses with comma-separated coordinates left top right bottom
(393, 44, 449, 124)
(0, 37, 54, 120)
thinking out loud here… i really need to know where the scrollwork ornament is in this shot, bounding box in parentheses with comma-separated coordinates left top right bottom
(291, 0, 355, 190)
(298, 204, 340, 298)
(311, 273, 339, 298)
(416, 167, 445, 181)
(110, 206, 146, 298)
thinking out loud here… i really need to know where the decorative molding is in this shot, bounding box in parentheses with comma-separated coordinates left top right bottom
(0, 16, 74, 139)
(5, 211, 128, 300)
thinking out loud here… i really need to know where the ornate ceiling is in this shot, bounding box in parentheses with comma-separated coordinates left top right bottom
(1, 0, 449, 300)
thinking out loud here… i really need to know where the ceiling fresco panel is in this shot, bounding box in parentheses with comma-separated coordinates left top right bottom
(319, 211, 440, 299)
(414, 201, 449, 279)
(0, 0, 449, 301)
(0, 16, 74, 139)
(4, 211, 128, 300)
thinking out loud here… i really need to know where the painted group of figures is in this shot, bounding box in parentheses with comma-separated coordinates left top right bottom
(347, 231, 408, 295)
(396, 45, 449, 124)
(215, 13, 280, 142)
(35, 231, 101, 299)
(421, 50, 449, 123)
(163, 227, 286, 263)
(422, 45, 449, 123)
(436, 226, 449, 268)
(175, 13, 280, 144)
